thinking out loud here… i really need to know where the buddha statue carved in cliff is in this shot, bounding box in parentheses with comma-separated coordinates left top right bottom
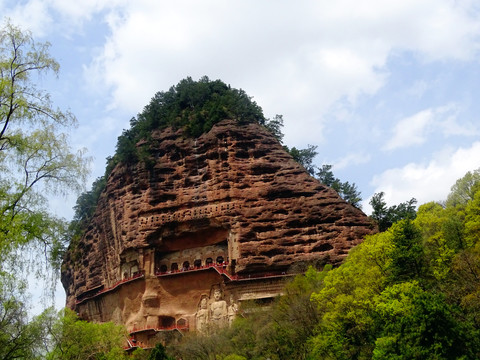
(210, 288, 227, 326)
(227, 294, 238, 325)
(196, 296, 209, 333)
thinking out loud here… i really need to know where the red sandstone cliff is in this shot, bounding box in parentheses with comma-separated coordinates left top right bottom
(61, 119, 374, 338)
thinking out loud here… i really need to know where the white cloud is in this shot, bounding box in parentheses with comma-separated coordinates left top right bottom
(1, 0, 123, 36)
(4, 0, 479, 147)
(439, 112, 480, 137)
(407, 80, 429, 98)
(365, 141, 480, 211)
(334, 152, 372, 170)
(48, 0, 120, 21)
(79, 0, 480, 145)
(2, 0, 52, 36)
(383, 109, 435, 151)
(384, 105, 479, 151)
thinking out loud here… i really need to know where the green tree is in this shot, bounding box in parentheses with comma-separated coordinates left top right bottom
(369, 192, 417, 231)
(0, 272, 50, 360)
(387, 220, 425, 283)
(114, 76, 265, 167)
(448, 187, 480, 328)
(317, 165, 362, 207)
(463, 189, 480, 247)
(147, 343, 173, 360)
(286, 144, 318, 175)
(369, 192, 389, 229)
(0, 20, 89, 269)
(171, 329, 234, 360)
(222, 355, 247, 360)
(263, 114, 284, 143)
(46, 308, 129, 360)
(249, 266, 330, 360)
(373, 282, 473, 360)
(310, 231, 394, 359)
(446, 168, 480, 208)
(316, 164, 340, 190)
(72, 176, 106, 225)
(340, 181, 362, 207)
(414, 202, 458, 280)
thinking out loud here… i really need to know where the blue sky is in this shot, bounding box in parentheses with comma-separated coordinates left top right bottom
(3, 0, 480, 212)
(2, 0, 480, 309)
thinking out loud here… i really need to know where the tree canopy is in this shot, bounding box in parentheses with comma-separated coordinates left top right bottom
(369, 191, 417, 231)
(113, 76, 265, 167)
(0, 20, 89, 360)
(446, 168, 480, 208)
(0, 20, 89, 270)
(46, 309, 131, 360)
(0, 272, 50, 360)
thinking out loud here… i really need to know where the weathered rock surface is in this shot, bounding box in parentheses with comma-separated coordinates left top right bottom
(61, 119, 375, 342)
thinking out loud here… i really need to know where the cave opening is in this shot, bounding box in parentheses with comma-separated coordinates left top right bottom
(154, 238, 229, 274)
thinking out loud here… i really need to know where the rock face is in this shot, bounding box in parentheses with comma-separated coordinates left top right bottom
(62, 119, 375, 346)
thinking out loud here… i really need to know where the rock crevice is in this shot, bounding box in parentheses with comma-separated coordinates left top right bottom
(62, 119, 375, 343)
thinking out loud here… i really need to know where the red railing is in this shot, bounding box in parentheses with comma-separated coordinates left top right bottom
(123, 324, 189, 350)
(155, 263, 291, 282)
(233, 271, 291, 281)
(124, 338, 151, 350)
(155, 262, 229, 277)
(76, 265, 292, 307)
(129, 324, 189, 335)
(75, 272, 144, 305)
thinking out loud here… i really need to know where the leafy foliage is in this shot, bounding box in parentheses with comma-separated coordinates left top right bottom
(0, 21, 89, 270)
(317, 164, 362, 207)
(369, 191, 417, 231)
(387, 220, 425, 283)
(147, 344, 173, 360)
(46, 308, 130, 360)
(263, 114, 285, 143)
(0, 272, 50, 360)
(72, 176, 106, 227)
(446, 168, 480, 208)
(0, 300, 136, 360)
(372, 282, 471, 360)
(113, 76, 265, 167)
(285, 144, 318, 176)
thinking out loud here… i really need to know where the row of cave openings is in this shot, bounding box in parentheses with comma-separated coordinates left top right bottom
(121, 241, 230, 280)
(155, 255, 227, 274)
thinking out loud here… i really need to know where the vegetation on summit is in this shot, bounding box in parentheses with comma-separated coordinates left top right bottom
(72, 77, 362, 228)
(72, 77, 267, 228)
(113, 76, 265, 167)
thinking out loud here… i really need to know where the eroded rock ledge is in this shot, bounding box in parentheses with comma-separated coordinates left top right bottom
(61, 119, 375, 344)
